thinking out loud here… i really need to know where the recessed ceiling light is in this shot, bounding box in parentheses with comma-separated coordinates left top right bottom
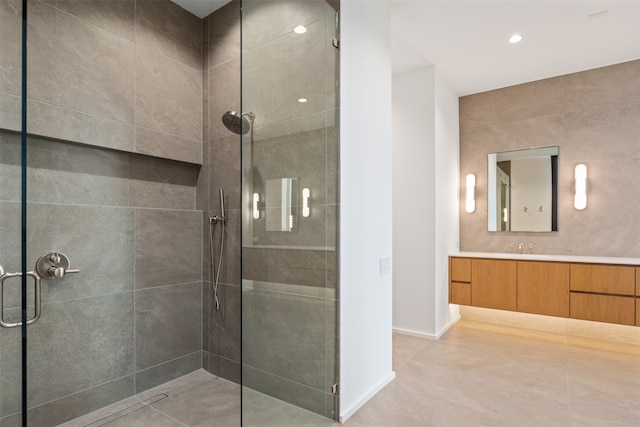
(294, 25, 307, 34)
(298, 98, 308, 103)
(508, 33, 523, 44)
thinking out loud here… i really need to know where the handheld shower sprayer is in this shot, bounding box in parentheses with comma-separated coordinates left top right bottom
(211, 189, 225, 224)
(209, 188, 226, 311)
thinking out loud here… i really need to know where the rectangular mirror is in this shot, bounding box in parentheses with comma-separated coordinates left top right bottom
(488, 147, 558, 232)
(266, 177, 298, 232)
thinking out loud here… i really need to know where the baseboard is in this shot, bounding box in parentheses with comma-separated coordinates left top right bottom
(339, 371, 396, 423)
(393, 315, 461, 340)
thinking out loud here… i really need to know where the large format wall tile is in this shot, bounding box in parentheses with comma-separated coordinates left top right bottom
(28, 1, 135, 123)
(135, 127, 202, 165)
(208, 58, 240, 140)
(28, 204, 135, 303)
(0, 131, 20, 202)
(134, 209, 201, 288)
(129, 153, 197, 210)
(0, 293, 134, 414)
(209, 134, 241, 210)
(243, 247, 333, 288)
(243, 290, 332, 391)
(25, 135, 131, 207)
(24, 376, 133, 427)
(0, 0, 21, 96)
(0, 202, 135, 306)
(135, 46, 202, 142)
(0, 92, 20, 131)
(135, 352, 202, 394)
(135, 282, 202, 371)
(209, 283, 241, 362)
(209, 353, 241, 384)
(27, 101, 135, 153)
(243, 364, 332, 418)
(135, 0, 201, 71)
(206, 0, 240, 69)
(43, 0, 135, 41)
(3, 0, 204, 165)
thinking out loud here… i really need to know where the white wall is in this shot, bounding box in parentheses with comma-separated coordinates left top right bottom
(392, 66, 460, 338)
(392, 66, 436, 334)
(339, 0, 395, 422)
(433, 70, 460, 334)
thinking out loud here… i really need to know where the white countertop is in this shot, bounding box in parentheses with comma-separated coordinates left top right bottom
(451, 252, 640, 266)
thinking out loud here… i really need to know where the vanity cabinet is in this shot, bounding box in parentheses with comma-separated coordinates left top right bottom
(637, 269, 640, 326)
(449, 258, 471, 305)
(449, 256, 639, 327)
(569, 264, 636, 325)
(471, 259, 517, 311)
(517, 261, 569, 317)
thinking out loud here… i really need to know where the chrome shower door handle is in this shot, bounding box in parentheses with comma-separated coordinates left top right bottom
(0, 271, 42, 328)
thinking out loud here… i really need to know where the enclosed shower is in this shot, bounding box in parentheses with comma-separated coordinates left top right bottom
(0, 0, 339, 425)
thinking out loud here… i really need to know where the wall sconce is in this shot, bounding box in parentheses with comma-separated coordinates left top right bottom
(465, 173, 476, 213)
(574, 164, 587, 210)
(302, 188, 310, 217)
(253, 193, 260, 219)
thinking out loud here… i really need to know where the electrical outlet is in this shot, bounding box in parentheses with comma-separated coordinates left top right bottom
(379, 257, 392, 276)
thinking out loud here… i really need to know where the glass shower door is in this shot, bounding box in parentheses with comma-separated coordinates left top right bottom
(1, 0, 28, 424)
(241, 0, 340, 423)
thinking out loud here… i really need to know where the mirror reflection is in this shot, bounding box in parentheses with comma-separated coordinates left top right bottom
(265, 177, 298, 232)
(488, 147, 558, 232)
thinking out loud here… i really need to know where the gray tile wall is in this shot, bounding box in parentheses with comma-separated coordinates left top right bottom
(200, 0, 243, 384)
(459, 60, 640, 257)
(0, 130, 203, 426)
(0, 0, 205, 424)
(0, 0, 202, 164)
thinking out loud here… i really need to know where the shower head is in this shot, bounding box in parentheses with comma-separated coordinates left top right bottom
(222, 111, 254, 135)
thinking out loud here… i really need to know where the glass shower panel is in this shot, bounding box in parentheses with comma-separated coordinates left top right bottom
(241, 0, 339, 423)
(1, 0, 26, 424)
(2, 1, 212, 425)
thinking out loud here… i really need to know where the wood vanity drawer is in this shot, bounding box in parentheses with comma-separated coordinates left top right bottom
(450, 257, 471, 283)
(450, 282, 471, 305)
(570, 264, 635, 296)
(637, 298, 640, 326)
(570, 293, 635, 326)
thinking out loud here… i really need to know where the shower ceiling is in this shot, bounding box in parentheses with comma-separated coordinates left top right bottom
(171, 0, 231, 18)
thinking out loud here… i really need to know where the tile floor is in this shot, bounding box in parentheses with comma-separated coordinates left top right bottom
(343, 320, 640, 426)
(60, 369, 333, 427)
(62, 320, 640, 426)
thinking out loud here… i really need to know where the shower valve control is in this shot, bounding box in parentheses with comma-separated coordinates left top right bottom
(36, 252, 80, 280)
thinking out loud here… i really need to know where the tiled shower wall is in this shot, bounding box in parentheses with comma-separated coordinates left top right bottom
(459, 59, 640, 257)
(0, 0, 202, 164)
(0, 1, 204, 425)
(200, 0, 243, 383)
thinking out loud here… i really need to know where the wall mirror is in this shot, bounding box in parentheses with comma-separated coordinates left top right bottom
(488, 146, 558, 232)
(266, 177, 298, 232)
